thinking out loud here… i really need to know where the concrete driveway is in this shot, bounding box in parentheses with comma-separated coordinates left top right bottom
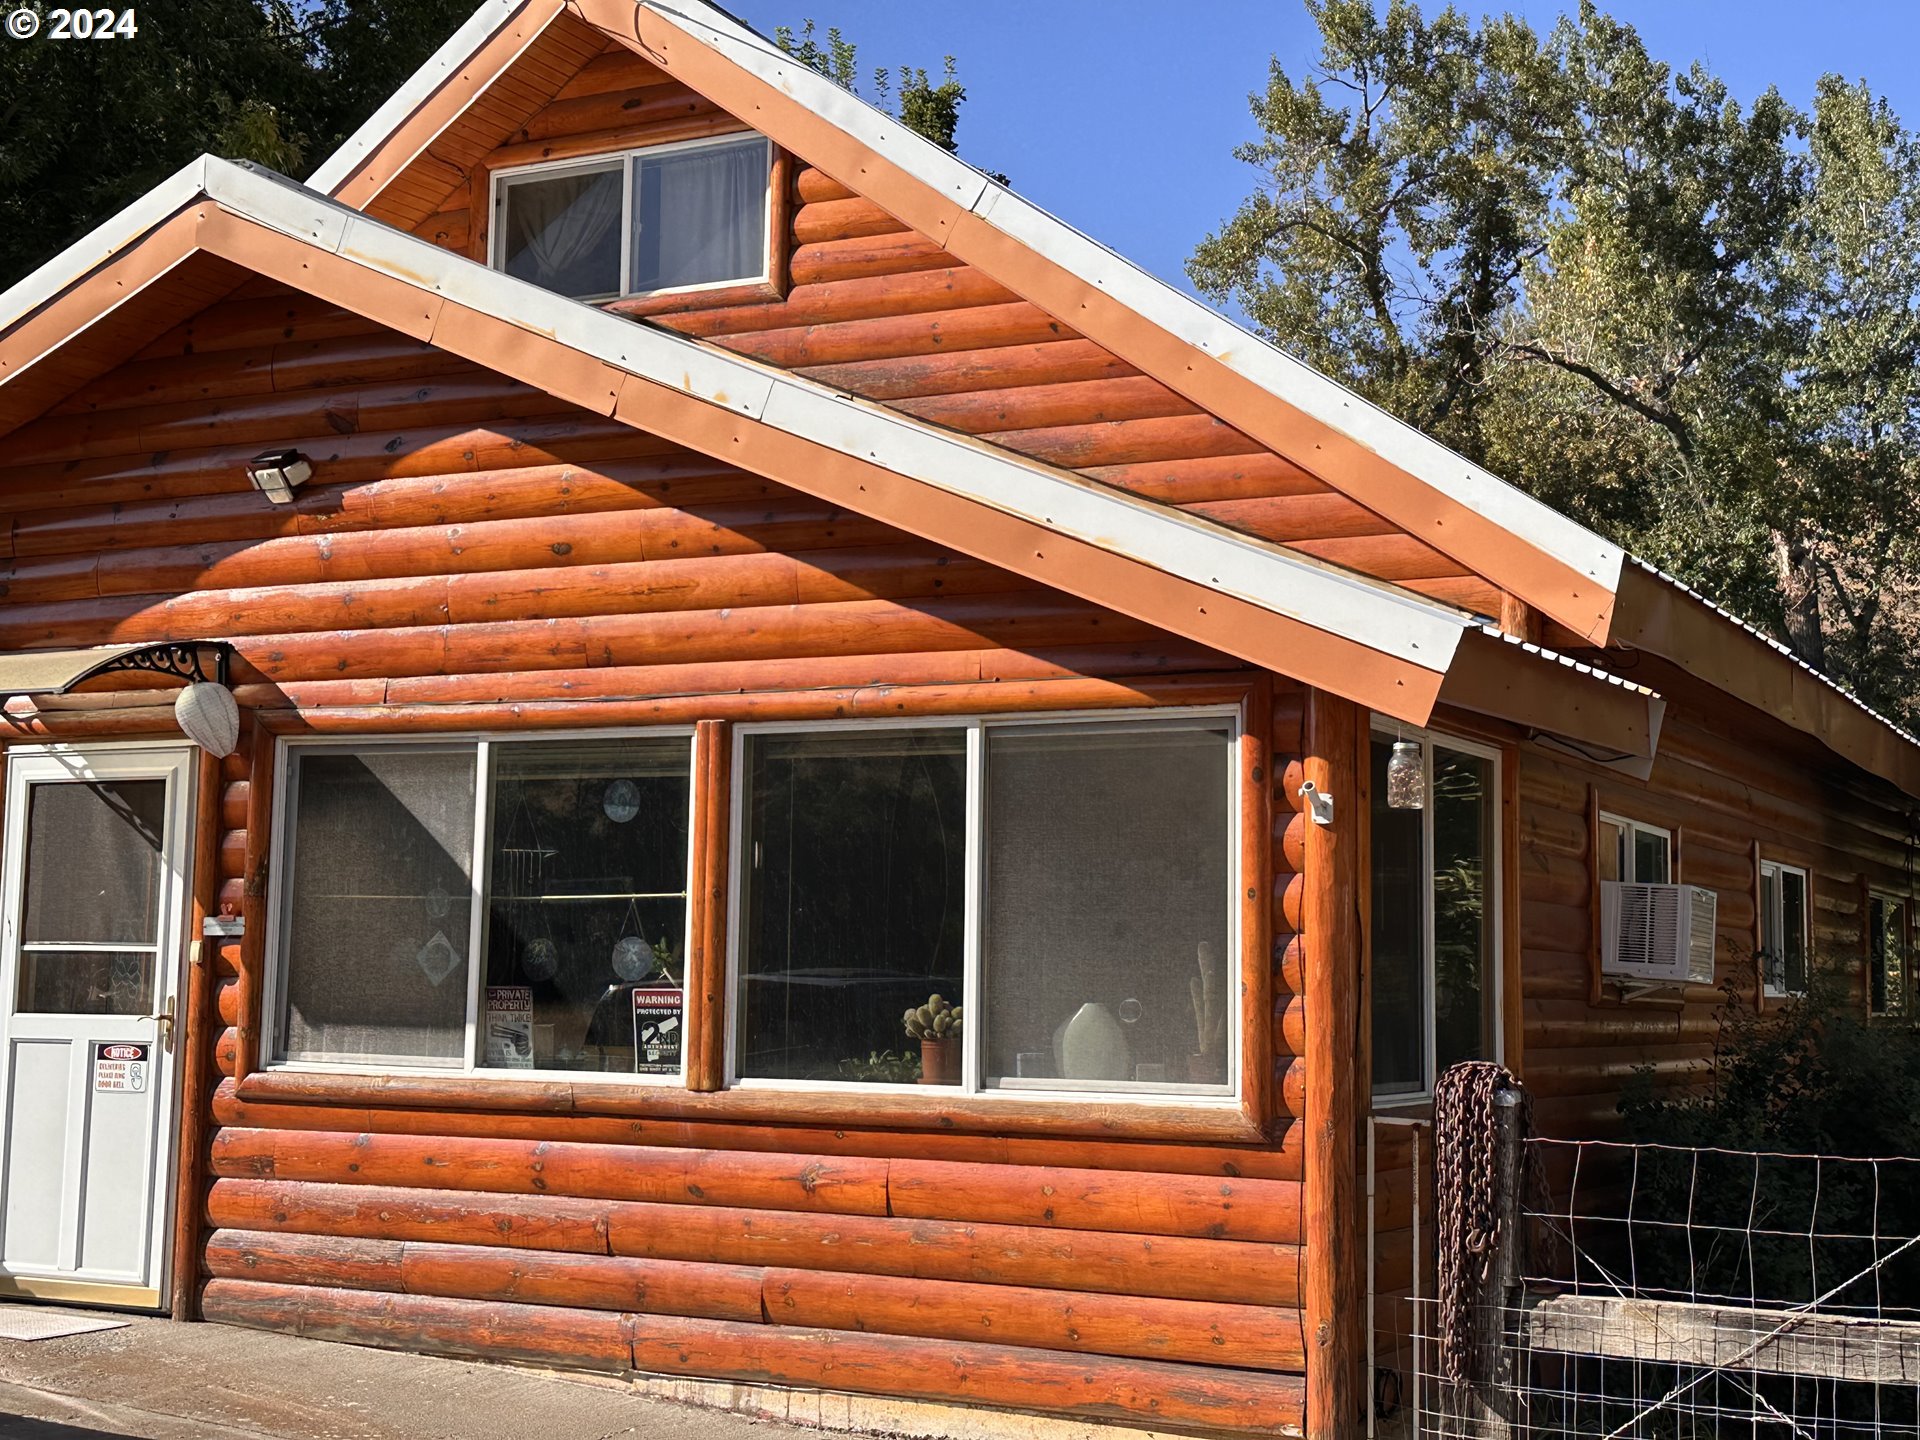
(0, 1310, 816, 1439)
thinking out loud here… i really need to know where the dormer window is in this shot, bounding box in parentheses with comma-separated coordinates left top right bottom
(491, 133, 774, 302)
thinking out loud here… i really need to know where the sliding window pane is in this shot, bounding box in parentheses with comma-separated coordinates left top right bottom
(631, 137, 770, 293)
(982, 722, 1232, 1092)
(1432, 746, 1494, 1074)
(1370, 738, 1425, 1095)
(1633, 828, 1672, 884)
(1781, 869, 1809, 994)
(482, 738, 691, 1074)
(279, 750, 475, 1066)
(738, 730, 965, 1084)
(498, 161, 623, 300)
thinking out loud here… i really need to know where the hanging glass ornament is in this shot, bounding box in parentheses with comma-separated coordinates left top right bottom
(1386, 740, 1425, 811)
(522, 937, 560, 982)
(425, 885, 452, 919)
(603, 779, 640, 823)
(612, 936, 651, 983)
(612, 897, 652, 983)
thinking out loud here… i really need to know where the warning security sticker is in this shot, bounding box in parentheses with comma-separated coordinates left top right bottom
(92, 1041, 149, 1093)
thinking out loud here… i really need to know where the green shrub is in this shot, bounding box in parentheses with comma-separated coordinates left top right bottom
(1614, 962, 1920, 1311)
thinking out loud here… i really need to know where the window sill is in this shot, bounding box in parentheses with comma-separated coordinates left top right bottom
(604, 278, 782, 319)
(234, 1068, 1277, 1144)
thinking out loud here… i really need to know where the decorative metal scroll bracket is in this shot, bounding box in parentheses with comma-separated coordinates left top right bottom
(70, 641, 231, 693)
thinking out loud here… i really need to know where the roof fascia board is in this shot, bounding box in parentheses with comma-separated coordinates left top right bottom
(583, 0, 1628, 643)
(309, 0, 566, 203)
(0, 157, 1479, 725)
(1438, 626, 1665, 770)
(0, 157, 210, 337)
(1610, 563, 1920, 797)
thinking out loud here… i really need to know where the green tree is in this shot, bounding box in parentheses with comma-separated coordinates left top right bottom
(1193, 0, 1920, 725)
(0, 0, 312, 287)
(775, 19, 971, 154)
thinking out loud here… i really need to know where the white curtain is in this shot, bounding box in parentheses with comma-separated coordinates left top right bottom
(633, 138, 768, 292)
(502, 166, 622, 297)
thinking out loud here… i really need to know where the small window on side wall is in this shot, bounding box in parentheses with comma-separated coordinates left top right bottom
(493, 134, 773, 303)
(1760, 859, 1810, 997)
(1870, 893, 1909, 1018)
(1599, 814, 1672, 885)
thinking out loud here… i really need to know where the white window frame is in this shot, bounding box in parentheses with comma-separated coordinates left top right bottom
(488, 132, 776, 303)
(722, 705, 1245, 1109)
(261, 727, 699, 1082)
(1599, 812, 1673, 885)
(1368, 720, 1504, 1106)
(1868, 891, 1909, 1018)
(1759, 858, 1812, 998)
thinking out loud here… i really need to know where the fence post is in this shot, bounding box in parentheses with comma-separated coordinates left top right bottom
(1464, 1089, 1527, 1440)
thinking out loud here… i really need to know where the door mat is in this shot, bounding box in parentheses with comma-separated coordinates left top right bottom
(0, 1311, 130, 1341)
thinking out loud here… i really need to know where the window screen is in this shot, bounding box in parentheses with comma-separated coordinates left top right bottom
(737, 730, 965, 1085)
(278, 750, 476, 1065)
(17, 779, 167, 1016)
(982, 722, 1232, 1092)
(482, 738, 691, 1074)
(630, 136, 770, 293)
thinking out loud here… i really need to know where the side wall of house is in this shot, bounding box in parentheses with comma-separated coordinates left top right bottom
(0, 284, 1333, 1434)
(1361, 671, 1918, 1406)
(1516, 662, 1918, 1135)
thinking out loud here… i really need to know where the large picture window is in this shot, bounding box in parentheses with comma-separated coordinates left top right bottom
(492, 134, 773, 302)
(1369, 726, 1501, 1101)
(270, 733, 693, 1076)
(731, 712, 1239, 1098)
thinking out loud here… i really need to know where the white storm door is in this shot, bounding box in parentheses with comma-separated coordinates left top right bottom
(0, 745, 194, 1307)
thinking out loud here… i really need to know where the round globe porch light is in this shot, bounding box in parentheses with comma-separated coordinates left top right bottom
(175, 680, 241, 758)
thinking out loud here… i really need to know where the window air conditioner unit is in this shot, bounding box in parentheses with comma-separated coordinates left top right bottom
(1600, 881, 1717, 987)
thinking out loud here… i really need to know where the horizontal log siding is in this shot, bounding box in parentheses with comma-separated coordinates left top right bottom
(1516, 674, 1917, 1137)
(356, 46, 1501, 616)
(1, 277, 1310, 1428)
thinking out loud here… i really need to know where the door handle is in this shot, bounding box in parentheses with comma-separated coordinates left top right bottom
(148, 997, 175, 1051)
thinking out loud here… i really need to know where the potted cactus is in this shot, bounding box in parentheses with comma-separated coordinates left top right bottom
(903, 993, 963, 1086)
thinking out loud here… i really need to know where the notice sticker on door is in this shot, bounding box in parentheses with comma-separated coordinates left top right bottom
(92, 1042, 149, 1094)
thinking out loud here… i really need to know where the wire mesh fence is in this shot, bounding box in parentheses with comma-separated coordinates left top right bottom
(1397, 1135, 1920, 1439)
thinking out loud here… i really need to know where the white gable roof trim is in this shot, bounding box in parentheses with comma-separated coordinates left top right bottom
(308, 0, 1628, 606)
(0, 157, 1481, 684)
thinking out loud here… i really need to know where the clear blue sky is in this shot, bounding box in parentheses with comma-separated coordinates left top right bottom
(728, 0, 1920, 301)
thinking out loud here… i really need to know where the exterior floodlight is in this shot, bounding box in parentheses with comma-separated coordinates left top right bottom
(246, 449, 313, 504)
(175, 681, 241, 758)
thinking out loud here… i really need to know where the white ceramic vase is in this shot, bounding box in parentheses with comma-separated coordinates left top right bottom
(1059, 1002, 1131, 1081)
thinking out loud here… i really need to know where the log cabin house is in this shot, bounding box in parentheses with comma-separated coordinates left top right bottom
(0, 2, 1913, 1435)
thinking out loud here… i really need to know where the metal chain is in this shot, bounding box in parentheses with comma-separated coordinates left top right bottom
(1433, 1059, 1533, 1385)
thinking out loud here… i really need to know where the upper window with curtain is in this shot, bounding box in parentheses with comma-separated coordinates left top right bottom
(491, 134, 774, 303)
